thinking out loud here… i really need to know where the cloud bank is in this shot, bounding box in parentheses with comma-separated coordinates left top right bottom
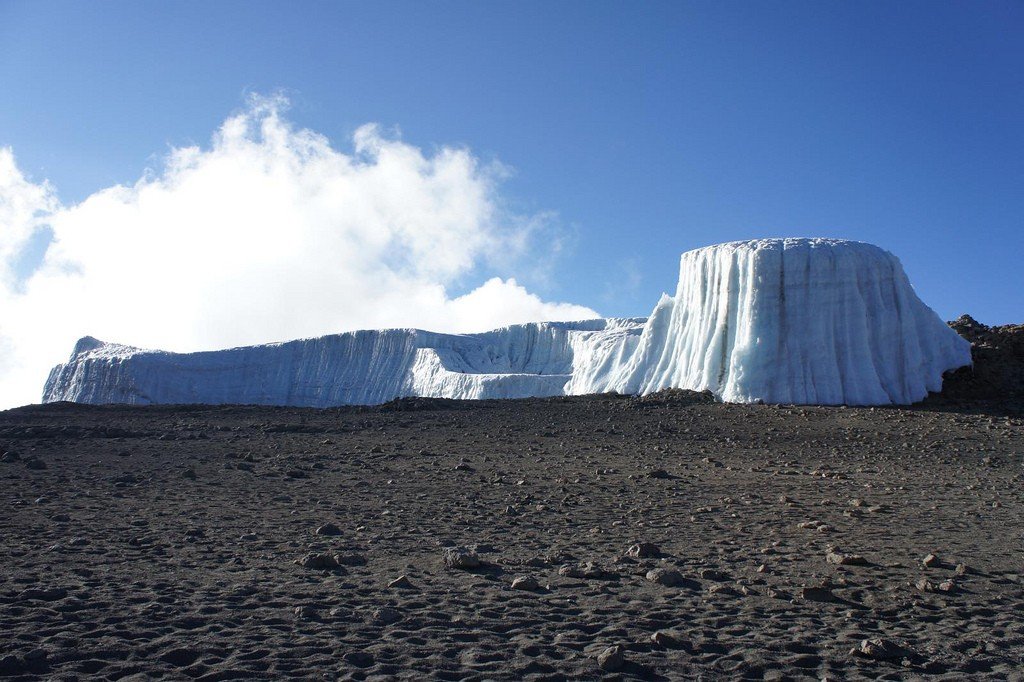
(0, 96, 598, 408)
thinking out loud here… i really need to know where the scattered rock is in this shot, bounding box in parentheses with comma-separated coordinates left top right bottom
(387, 575, 414, 589)
(294, 605, 318, 620)
(559, 562, 612, 579)
(626, 542, 661, 558)
(333, 553, 367, 566)
(647, 468, 671, 479)
(371, 606, 401, 624)
(707, 582, 738, 595)
(315, 522, 342, 536)
(800, 585, 834, 602)
(511, 575, 540, 591)
(296, 552, 341, 570)
(698, 568, 728, 581)
(596, 645, 624, 672)
(797, 520, 829, 532)
(442, 547, 481, 570)
(826, 550, 868, 566)
(856, 637, 912, 661)
(646, 567, 685, 587)
(24, 457, 47, 470)
(650, 630, 688, 649)
(917, 577, 957, 594)
(922, 553, 941, 568)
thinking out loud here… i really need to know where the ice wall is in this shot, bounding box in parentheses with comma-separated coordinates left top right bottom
(43, 320, 646, 407)
(42, 239, 971, 407)
(600, 238, 972, 405)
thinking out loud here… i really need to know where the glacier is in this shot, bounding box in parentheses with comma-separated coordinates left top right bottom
(42, 238, 972, 407)
(600, 238, 972, 405)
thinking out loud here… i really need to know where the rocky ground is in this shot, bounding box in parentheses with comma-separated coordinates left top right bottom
(0, 393, 1022, 681)
(1, 320, 1022, 681)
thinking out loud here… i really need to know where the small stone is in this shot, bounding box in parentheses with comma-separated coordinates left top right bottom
(626, 542, 661, 558)
(922, 553, 940, 568)
(511, 575, 540, 591)
(647, 468, 671, 479)
(937, 579, 957, 593)
(827, 551, 868, 566)
(24, 457, 46, 470)
(1, 450, 20, 463)
(596, 645, 624, 671)
(646, 567, 685, 587)
(650, 630, 687, 649)
(181, 468, 197, 480)
(955, 563, 969, 576)
(558, 562, 611, 579)
(371, 606, 401, 624)
(315, 522, 342, 536)
(387, 575, 414, 589)
(442, 547, 481, 570)
(707, 583, 738, 595)
(800, 585, 834, 602)
(336, 553, 367, 566)
(797, 520, 829, 532)
(857, 637, 911, 660)
(699, 568, 728, 581)
(294, 605, 318, 620)
(296, 552, 340, 570)
(454, 463, 474, 472)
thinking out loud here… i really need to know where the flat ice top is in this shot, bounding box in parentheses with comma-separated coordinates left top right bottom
(684, 237, 875, 254)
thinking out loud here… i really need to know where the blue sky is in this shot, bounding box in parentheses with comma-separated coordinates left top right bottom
(2, 0, 1022, 330)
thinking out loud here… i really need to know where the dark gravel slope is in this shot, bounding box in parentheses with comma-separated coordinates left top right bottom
(2, 391, 1023, 680)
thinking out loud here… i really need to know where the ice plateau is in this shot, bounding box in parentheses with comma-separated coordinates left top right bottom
(42, 238, 972, 407)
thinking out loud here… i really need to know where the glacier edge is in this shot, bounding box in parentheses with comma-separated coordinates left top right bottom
(42, 239, 972, 407)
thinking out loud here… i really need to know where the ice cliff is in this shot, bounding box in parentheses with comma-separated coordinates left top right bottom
(43, 320, 646, 408)
(601, 239, 972, 404)
(42, 238, 972, 407)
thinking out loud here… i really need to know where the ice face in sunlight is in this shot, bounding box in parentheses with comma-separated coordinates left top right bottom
(598, 239, 972, 405)
(42, 239, 971, 407)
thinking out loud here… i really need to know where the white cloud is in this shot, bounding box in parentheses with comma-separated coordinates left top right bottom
(0, 96, 598, 408)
